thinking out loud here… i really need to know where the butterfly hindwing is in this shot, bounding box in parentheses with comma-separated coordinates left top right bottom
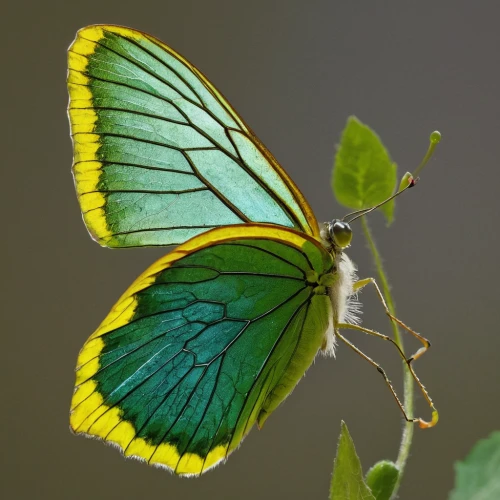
(70, 225, 333, 474)
(68, 25, 319, 247)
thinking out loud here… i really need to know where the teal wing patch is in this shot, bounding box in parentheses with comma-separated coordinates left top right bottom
(70, 225, 333, 474)
(68, 25, 319, 247)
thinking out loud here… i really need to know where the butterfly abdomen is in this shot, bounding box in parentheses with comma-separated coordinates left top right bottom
(256, 292, 333, 428)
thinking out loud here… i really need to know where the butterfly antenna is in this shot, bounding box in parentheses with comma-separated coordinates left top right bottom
(342, 130, 442, 224)
(344, 177, 416, 224)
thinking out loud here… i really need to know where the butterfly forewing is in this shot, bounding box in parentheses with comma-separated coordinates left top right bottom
(68, 25, 319, 247)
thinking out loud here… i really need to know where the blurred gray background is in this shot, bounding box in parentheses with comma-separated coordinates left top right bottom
(3, 1, 499, 498)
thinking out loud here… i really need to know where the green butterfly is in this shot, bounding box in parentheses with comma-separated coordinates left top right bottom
(68, 25, 435, 476)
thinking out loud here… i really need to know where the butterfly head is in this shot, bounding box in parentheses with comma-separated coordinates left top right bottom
(321, 219, 352, 253)
(327, 220, 353, 250)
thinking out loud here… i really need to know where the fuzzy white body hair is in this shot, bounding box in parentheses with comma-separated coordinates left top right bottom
(322, 253, 360, 357)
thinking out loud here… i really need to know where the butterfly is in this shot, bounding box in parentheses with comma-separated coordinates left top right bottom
(68, 25, 436, 476)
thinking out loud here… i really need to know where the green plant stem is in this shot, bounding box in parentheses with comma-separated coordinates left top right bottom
(360, 217, 414, 499)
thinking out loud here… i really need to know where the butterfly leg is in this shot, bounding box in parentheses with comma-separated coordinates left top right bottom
(352, 278, 439, 425)
(353, 277, 430, 363)
(335, 322, 439, 428)
(334, 328, 415, 424)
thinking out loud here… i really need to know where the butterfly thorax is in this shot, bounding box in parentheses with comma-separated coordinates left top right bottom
(320, 221, 360, 356)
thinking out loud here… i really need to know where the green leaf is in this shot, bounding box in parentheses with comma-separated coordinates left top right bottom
(365, 460, 399, 500)
(330, 421, 375, 500)
(449, 432, 500, 500)
(332, 116, 397, 224)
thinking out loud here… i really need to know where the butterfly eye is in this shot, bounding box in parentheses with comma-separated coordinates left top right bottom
(330, 221, 352, 248)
